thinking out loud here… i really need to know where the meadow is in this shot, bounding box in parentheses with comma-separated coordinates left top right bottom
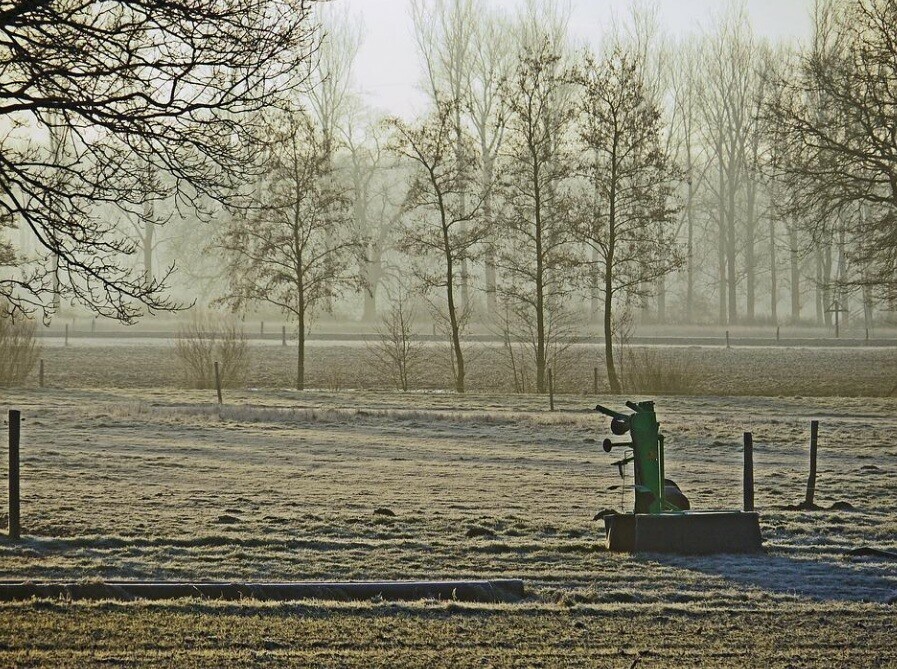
(0, 377, 894, 666)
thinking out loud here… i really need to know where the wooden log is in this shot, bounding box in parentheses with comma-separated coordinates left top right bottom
(0, 579, 526, 603)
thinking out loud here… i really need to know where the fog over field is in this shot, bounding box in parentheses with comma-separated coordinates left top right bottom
(0, 0, 896, 666)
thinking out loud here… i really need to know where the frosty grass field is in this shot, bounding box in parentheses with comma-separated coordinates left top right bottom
(0, 343, 895, 666)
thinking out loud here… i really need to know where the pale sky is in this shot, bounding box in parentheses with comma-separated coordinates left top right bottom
(337, 0, 814, 118)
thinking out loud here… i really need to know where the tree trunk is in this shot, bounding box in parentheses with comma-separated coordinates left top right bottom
(789, 220, 800, 322)
(455, 118, 470, 316)
(460, 257, 470, 314)
(726, 174, 738, 325)
(362, 247, 381, 322)
(483, 144, 498, 312)
(485, 253, 497, 311)
(717, 160, 727, 325)
(446, 276, 465, 393)
(590, 246, 601, 322)
(863, 284, 873, 331)
(717, 233, 726, 325)
(769, 217, 777, 322)
(821, 244, 833, 325)
(604, 278, 620, 395)
(685, 184, 694, 322)
(745, 187, 756, 323)
(605, 154, 621, 395)
(441, 209, 465, 394)
(815, 248, 825, 325)
(837, 227, 849, 327)
(296, 319, 305, 391)
(684, 137, 695, 323)
(535, 251, 546, 394)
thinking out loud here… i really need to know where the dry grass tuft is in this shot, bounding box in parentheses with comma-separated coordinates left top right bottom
(0, 314, 40, 386)
(623, 347, 702, 395)
(173, 314, 249, 389)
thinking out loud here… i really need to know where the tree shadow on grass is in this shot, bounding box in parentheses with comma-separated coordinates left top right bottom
(639, 550, 897, 603)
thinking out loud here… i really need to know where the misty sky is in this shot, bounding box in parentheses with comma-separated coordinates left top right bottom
(339, 0, 814, 117)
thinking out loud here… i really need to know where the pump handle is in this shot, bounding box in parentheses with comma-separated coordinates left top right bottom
(595, 404, 626, 420)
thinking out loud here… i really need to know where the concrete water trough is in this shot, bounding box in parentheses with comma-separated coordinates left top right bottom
(603, 511, 763, 554)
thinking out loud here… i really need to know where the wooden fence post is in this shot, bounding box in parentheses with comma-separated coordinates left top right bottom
(743, 432, 754, 512)
(64, 323, 69, 347)
(38, 359, 44, 388)
(725, 330, 730, 349)
(592, 367, 598, 395)
(8, 409, 20, 540)
(282, 325, 287, 347)
(214, 362, 223, 405)
(804, 420, 819, 508)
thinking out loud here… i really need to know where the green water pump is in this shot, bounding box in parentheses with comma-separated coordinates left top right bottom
(596, 400, 683, 514)
(594, 399, 763, 554)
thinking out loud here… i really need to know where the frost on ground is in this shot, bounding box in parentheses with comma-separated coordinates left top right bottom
(0, 389, 894, 606)
(0, 388, 895, 666)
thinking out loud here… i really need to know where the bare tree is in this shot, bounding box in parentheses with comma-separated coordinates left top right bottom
(496, 36, 578, 394)
(368, 286, 420, 392)
(573, 48, 681, 394)
(220, 110, 357, 390)
(667, 37, 709, 322)
(741, 42, 775, 323)
(700, 9, 756, 324)
(468, 8, 514, 312)
(0, 0, 318, 321)
(770, 0, 897, 298)
(411, 0, 478, 310)
(387, 102, 486, 393)
(306, 6, 362, 316)
(307, 5, 362, 162)
(341, 108, 402, 322)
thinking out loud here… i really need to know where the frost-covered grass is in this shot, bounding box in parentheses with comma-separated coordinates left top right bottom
(1, 599, 894, 667)
(0, 388, 894, 665)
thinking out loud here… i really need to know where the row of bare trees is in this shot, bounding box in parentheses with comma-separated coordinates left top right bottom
(3, 0, 896, 395)
(211, 2, 680, 392)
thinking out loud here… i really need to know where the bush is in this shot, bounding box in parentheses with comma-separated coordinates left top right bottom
(622, 347, 701, 395)
(367, 295, 420, 391)
(174, 315, 249, 389)
(0, 315, 40, 386)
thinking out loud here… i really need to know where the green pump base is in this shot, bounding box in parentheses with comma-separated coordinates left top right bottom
(604, 511, 762, 554)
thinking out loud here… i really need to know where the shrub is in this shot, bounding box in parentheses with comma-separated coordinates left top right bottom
(367, 295, 420, 391)
(0, 315, 40, 386)
(622, 347, 701, 395)
(174, 315, 249, 389)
